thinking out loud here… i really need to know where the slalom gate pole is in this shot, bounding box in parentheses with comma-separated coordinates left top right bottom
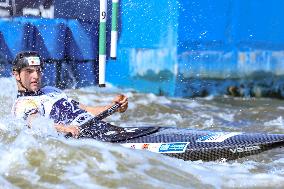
(110, 0, 119, 59)
(99, 0, 107, 87)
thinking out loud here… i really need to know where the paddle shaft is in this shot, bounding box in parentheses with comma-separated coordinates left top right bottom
(65, 103, 121, 138)
(94, 103, 121, 121)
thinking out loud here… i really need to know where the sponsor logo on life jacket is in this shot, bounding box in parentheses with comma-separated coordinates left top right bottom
(229, 145, 261, 153)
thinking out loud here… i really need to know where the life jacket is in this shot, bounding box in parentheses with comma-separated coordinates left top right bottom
(11, 86, 93, 125)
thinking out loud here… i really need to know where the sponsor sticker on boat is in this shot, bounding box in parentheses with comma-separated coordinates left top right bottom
(229, 145, 261, 153)
(158, 143, 189, 153)
(121, 142, 190, 153)
(196, 132, 241, 142)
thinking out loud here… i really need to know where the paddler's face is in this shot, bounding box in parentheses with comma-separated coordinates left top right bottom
(14, 66, 42, 92)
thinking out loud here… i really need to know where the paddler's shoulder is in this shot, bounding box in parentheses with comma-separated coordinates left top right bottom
(41, 86, 63, 94)
(11, 96, 40, 118)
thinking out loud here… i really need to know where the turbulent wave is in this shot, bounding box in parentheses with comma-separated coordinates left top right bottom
(0, 77, 284, 188)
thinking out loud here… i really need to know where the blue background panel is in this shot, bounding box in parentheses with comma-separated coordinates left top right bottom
(13, 17, 67, 60)
(119, 0, 178, 48)
(178, 0, 231, 50)
(65, 20, 98, 61)
(1, 0, 284, 98)
(0, 20, 32, 61)
(54, 0, 100, 21)
(31, 18, 67, 60)
(235, 0, 284, 50)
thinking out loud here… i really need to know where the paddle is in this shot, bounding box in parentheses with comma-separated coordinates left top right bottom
(65, 103, 121, 138)
(92, 103, 121, 121)
(65, 102, 160, 142)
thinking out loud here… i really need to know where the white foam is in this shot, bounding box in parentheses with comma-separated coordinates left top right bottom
(0, 122, 8, 131)
(204, 117, 214, 128)
(152, 113, 182, 126)
(0, 77, 17, 98)
(0, 77, 284, 188)
(264, 116, 284, 127)
(186, 100, 202, 108)
(0, 131, 37, 174)
(0, 176, 20, 189)
(217, 112, 235, 122)
(29, 116, 58, 137)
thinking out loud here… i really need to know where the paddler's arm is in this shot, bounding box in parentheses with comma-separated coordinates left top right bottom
(54, 124, 80, 138)
(79, 94, 128, 116)
(26, 113, 80, 138)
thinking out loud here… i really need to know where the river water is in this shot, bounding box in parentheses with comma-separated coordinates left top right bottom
(0, 77, 283, 189)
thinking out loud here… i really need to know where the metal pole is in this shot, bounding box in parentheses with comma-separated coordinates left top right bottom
(11, 0, 16, 16)
(99, 0, 107, 87)
(110, 0, 119, 59)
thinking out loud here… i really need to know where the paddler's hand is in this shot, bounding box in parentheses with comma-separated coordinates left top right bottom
(66, 126, 80, 138)
(55, 124, 80, 138)
(112, 94, 128, 113)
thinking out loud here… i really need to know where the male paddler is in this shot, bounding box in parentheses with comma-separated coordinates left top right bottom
(11, 51, 128, 138)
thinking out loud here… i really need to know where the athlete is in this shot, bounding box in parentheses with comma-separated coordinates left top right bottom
(11, 51, 128, 138)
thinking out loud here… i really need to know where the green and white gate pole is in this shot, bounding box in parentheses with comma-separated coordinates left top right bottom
(110, 0, 119, 59)
(99, 0, 107, 87)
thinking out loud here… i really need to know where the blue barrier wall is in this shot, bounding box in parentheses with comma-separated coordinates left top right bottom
(106, 0, 284, 98)
(1, 0, 284, 98)
(0, 17, 97, 88)
(107, 0, 178, 95)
